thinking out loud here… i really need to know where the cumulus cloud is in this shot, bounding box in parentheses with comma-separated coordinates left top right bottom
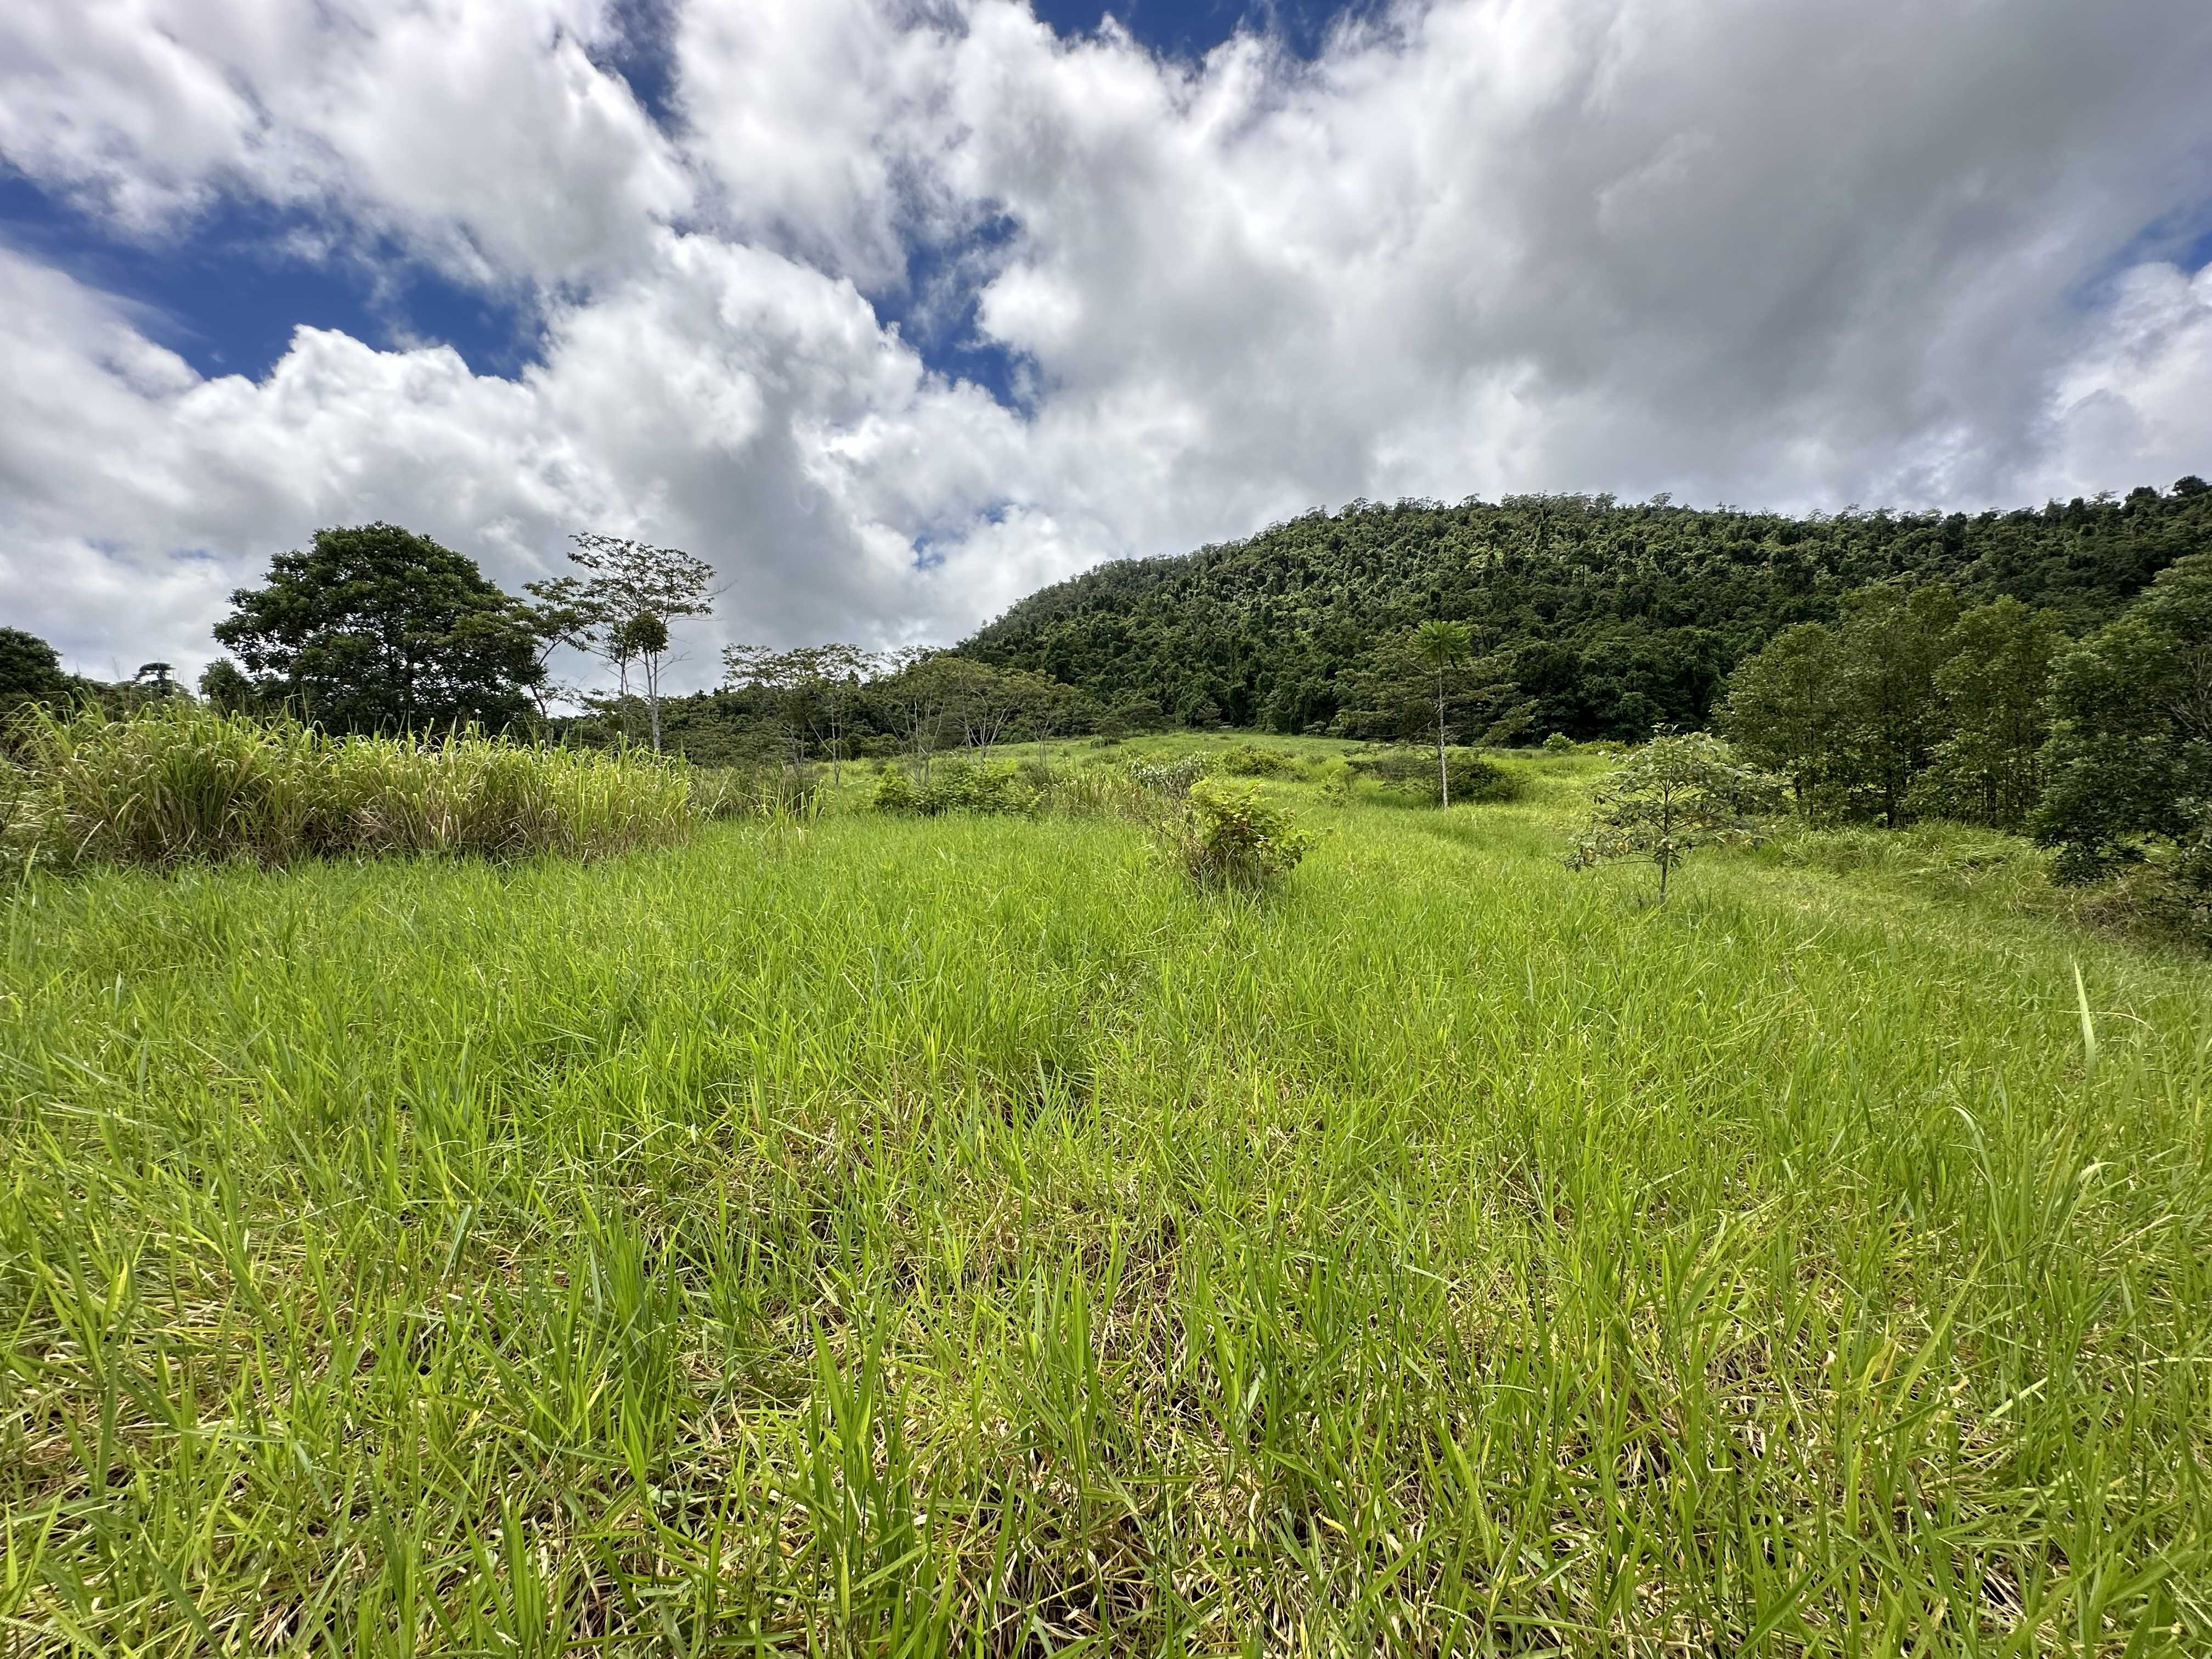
(2, 0, 2210, 684)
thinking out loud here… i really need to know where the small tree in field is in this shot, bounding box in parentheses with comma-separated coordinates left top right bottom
(1566, 729, 1784, 901)
(1410, 619, 1472, 806)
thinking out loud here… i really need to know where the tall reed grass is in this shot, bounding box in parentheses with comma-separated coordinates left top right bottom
(3, 701, 694, 870)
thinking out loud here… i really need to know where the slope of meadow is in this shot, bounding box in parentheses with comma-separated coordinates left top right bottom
(2, 752, 2208, 1654)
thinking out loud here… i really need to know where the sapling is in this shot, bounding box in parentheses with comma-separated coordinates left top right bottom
(1566, 729, 1783, 901)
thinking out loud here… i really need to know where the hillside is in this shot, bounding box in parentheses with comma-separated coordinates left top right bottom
(960, 479, 2212, 739)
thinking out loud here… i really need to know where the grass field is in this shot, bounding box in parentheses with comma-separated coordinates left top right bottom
(3, 750, 2208, 1654)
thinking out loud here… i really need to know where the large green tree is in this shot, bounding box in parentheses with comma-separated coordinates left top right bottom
(1830, 582, 1963, 828)
(1915, 597, 2063, 830)
(1, 627, 76, 711)
(213, 523, 545, 733)
(2033, 551, 2212, 890)
(1718, 622, 1844, 810)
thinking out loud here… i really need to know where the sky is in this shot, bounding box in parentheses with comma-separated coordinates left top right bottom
(3, 1, 2210, 691)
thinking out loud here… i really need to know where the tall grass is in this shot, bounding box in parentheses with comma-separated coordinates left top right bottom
(1, 755, 2207, 1651)
(3, 702, 694, 870)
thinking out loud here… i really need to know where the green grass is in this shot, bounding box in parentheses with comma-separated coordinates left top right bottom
(3, 759, 2208, 1654)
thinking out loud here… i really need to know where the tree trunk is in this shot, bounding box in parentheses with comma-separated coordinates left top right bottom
(1436, 673, 1449, 809)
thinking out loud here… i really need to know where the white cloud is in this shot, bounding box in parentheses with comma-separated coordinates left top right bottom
(0, 0, 688, 283)
(2, 0, 2210, 685)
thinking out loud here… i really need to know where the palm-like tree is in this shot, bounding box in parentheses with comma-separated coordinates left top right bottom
(1411, 620, 1472, 806)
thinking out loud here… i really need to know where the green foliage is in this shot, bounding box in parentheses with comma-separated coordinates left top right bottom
(871, 755, 1039, 817)
(1122, 753, 1214, 799)
(195, 657, 259, 715)
(1567, 729, 1786, 900)
(1914, 596, 2064, 830)
(1213, 742, 1301, 777)
(3, 701, 692, 871)
(1719, 620, 1843, 808)
(2032, 553, 2212, 937)
(1160, 780, 1312, 893)
(1542, 731, 1576, 753)
(1346, 745, 1519, 804)
(962, 482, 2211, 738)
(213, 523, 546, 734)
(1724, 587, 2062, 831)
(0, 627, 76, 712)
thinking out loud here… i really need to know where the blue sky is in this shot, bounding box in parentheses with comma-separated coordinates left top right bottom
(2, 0, 2209, 682)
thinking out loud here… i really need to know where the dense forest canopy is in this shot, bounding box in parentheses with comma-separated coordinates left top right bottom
(958, 480, 2212, 740)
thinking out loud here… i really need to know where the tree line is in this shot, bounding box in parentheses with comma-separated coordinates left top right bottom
(958, 478, 2212, 741)
(1718, 551, 2210, 922)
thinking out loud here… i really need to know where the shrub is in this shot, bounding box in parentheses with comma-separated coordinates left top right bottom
(1346, 746, 1519, 805)
(1543, 732, 1576, 754)
(1124, 754, 1214, 800)
(872, 756, 1038, 817)
(873, 765, 921, 814)
(3, 702, 694, 872)
(1215, 743, 1300, 778)
(1160, 782, 1312, 893)
(2067, 819, 2212, 950)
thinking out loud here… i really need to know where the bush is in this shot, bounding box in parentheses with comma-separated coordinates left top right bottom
(2, 702, 695, 871)
(1160, 782, 1312, 893)
(1124, 754, 1214, 800)
(1346, 746, 1519, 805)
(872, 756, 1039, 817)
(1543, 732, 1576, 754)
(1214, 742, 1300, 778)
(2069, 824, 2212, 950)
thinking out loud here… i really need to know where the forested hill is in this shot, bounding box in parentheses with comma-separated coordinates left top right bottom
(958, 480, 2212, 740)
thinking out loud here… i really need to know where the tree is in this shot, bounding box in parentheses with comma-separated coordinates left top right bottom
(2033, 552, 2212, 885)
(1719, 622, 1844, 811)
(133, 663, 180, 699)
(1330, 630, 1528, 753)
(1566, 730, 1785, 901)
(1, 627, 75, 710)
(721, 643, 874, 775)
(1830, 583, 1962, 827)
(212, 524, 545, 733)
(533, 532, 715, 753)
(936, 658, 1033, 759)
(873, 648, 960, 781)
(1410, 619, 1472, 806)
(1915, 597, 2063, 830)
(198, 659, 258, 714)
(789, 644, 876, 786)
